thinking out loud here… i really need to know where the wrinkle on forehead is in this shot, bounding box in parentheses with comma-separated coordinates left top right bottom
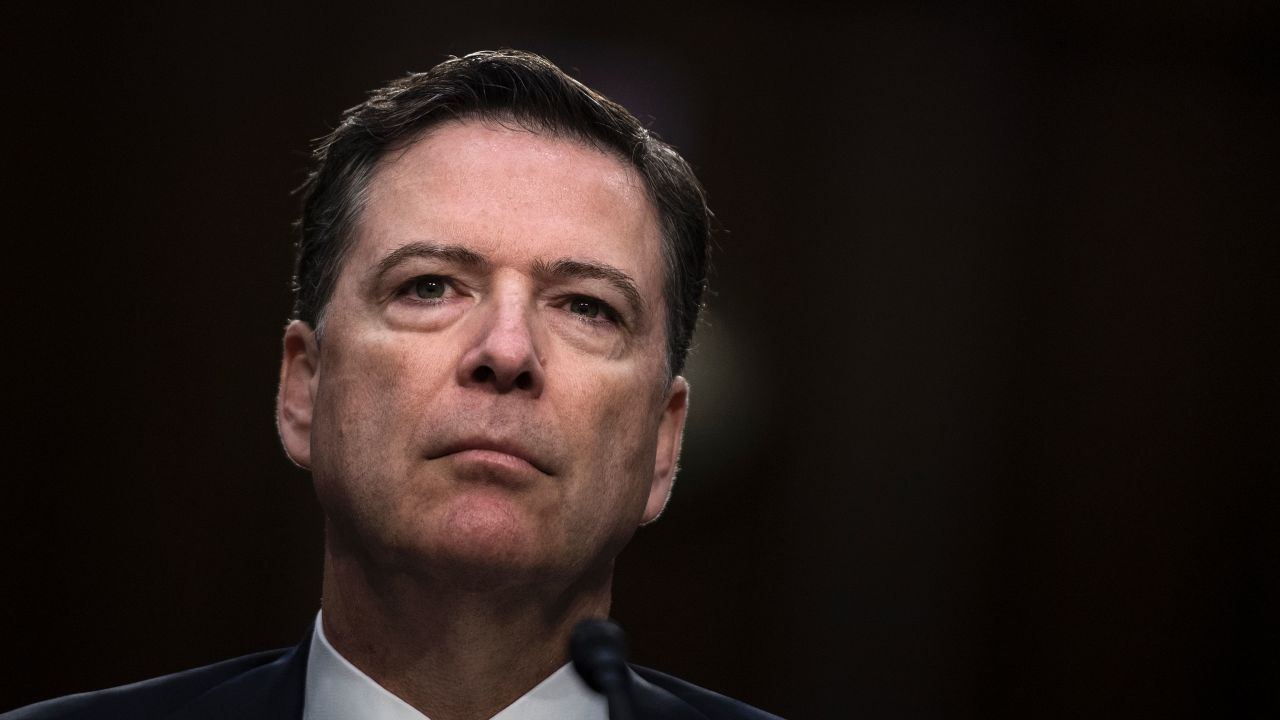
(373, 119, 648, 205)
(358, 121, 661, 270)
(380, 113, 641, 187)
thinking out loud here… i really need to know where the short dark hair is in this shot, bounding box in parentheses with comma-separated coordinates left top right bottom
(294, 49, 711, 376)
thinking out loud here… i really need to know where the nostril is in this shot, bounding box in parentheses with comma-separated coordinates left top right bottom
(515, 372, 533, 391)
(472, 366, 495, 383)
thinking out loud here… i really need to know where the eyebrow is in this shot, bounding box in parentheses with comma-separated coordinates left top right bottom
(369, 242, 489, 287)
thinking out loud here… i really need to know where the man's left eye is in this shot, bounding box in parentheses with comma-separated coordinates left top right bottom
(564, 296, 621, 326)
(410, 276, 448, 299)
(569, 298, 603, 318)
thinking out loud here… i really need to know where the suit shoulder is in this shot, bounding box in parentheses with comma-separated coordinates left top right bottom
(632, 665, 785, 720)
(1, 650, 289, 720)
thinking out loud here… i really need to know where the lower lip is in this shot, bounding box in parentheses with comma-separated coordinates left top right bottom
(446, 448, 543, 476)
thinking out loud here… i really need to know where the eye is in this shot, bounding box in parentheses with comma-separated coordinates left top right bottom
(569, 297, 603, 318)
(563, 295, 621, 327)
(410, 275, 448, 299)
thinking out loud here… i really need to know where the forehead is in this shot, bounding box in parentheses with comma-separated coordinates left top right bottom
(350, 120, 664, 289)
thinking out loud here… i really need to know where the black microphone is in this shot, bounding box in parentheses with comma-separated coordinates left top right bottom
(570, 618, 636, 720)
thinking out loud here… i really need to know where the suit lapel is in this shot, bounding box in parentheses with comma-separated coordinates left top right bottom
(630, 667, 710, 720)
(166, 628, 311, 720)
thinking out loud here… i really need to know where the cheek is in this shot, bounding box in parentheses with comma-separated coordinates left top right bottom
(563, 373, 664, 515)
(322, 329, 454, 426)
(309, 336, 451, 509)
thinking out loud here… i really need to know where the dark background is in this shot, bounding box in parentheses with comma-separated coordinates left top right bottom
(3, 3, 1276, 717)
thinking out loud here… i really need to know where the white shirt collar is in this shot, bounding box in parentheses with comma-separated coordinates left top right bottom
(302, 611, 608, 720)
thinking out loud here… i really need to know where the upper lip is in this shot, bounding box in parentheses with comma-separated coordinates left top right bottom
(431, 437, 554, 475)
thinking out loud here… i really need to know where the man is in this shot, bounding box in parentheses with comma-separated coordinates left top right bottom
(4, 50, 778, 720)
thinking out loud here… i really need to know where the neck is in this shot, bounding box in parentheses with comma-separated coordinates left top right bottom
(319, 533, 613, 720)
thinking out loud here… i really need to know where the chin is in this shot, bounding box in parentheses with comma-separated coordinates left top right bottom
(393, 493, 570, 588)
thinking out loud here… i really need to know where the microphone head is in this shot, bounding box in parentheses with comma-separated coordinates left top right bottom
(570, 617, 631, 693)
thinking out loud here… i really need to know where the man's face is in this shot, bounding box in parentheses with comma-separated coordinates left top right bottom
(277, 121, 688, 588)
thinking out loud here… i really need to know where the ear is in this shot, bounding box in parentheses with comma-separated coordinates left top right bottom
(277, 320, 320, 469)
(641, 376, 690, 525)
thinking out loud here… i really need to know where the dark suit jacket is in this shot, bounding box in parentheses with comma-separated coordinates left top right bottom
(3, 628, 781, 720)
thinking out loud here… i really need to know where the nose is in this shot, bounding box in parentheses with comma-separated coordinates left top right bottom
(456, 289, 545, 396)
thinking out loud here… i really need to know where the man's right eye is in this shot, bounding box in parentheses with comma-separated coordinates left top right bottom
(409, 276, 447, 299)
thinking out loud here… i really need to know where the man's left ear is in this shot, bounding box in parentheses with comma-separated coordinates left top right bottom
(642, 376, 690, 525)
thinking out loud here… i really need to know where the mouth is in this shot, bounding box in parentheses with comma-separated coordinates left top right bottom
(430, 438, 554, 476)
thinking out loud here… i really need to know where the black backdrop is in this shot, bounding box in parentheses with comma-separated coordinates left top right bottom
(3, 4, 1276, 717)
